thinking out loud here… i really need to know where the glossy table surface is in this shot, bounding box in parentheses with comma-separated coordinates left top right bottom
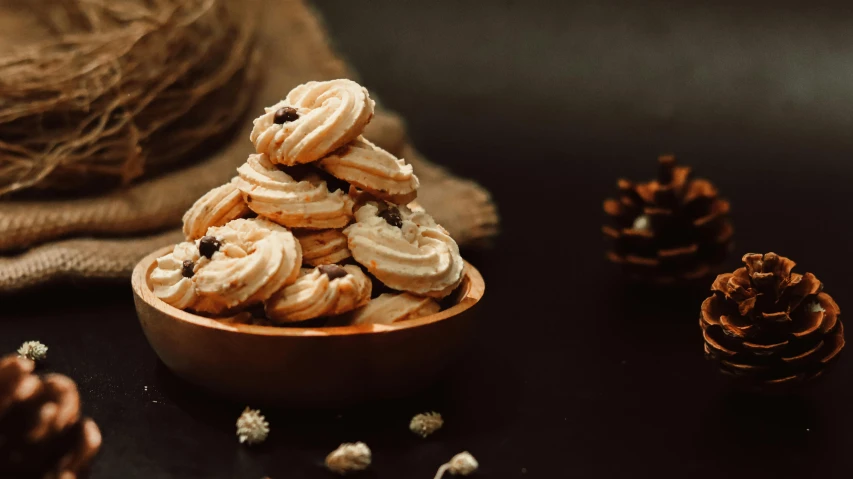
(5, 1, 853, 477)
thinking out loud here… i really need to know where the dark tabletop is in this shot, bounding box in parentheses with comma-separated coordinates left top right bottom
(5, 0, 853, 477)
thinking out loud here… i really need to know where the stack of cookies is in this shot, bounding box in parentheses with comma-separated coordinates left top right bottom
(149, 79, 465, 326)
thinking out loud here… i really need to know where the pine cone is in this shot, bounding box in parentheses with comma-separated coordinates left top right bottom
(0, 355, 101, 479)
(603, 154, 734, 283)
(700, 253, 845, 389)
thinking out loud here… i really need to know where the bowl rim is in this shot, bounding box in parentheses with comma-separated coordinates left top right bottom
(132, 245, 484, 337)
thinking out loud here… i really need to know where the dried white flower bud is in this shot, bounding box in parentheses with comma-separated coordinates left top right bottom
(17, 341, 48, 362)
(325, 442, 371, 474)
(434, 451, 479, 479)
(448, 452, 479, 475)
(236, 407, 269, 445)
(410, 411, 444, 438)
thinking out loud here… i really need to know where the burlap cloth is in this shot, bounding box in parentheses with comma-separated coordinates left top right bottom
(0, 0, 498, 294)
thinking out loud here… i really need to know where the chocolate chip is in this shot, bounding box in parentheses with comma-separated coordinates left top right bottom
(199, 235, 221, 259)
(273, 107, 299, 124)
(181, 260, 195, 278)
(318, 264, 349, 280)
(378, 206, 403, 228)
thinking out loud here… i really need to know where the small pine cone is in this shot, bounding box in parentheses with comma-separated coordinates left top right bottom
(603, 154, 734, 283)
(0, 355, 102, 478)
(700, 253, 845, 390)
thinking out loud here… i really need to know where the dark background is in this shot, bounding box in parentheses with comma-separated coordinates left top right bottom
(5, 0, 853, 477)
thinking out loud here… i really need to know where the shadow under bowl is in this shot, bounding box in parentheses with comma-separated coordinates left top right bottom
(132, 246, 485, 407)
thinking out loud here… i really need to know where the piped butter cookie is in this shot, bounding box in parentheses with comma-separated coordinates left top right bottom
(191, 218, 302, 314)
(344, 201, 463, 298)
(150, 242, 213, 311)
(250, 79, 374, 165)
(182, 178, 251, 240)
(234, 153, 354, 229)
(346, 293, 440, 326)
(318, 137, 419, 204)
(265, 264, 372, 323)
(293, 229, 352, 266)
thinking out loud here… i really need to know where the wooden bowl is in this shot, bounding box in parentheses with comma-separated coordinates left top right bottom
(132, 246, 485, 406)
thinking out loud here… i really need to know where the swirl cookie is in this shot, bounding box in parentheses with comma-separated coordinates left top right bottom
(293, 229, 352, 266)
(346, 293, 440, 326)
(182, 178, 252, 240)
(150, 242, 214, 312)
(265, 264, 372, 323)
(191, 218, 302, 314)
(250, 79, 375, 165)
(318, 137, 419, 204)
(344, 202, 464, 298)
(234, 153, 354, 229)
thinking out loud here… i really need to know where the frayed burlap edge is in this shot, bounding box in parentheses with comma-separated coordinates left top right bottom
(0, 0, 499, 293)
(0, 231, 185, 294)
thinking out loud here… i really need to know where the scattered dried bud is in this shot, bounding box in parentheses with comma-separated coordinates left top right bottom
(410, 411, 444, 438)
(325, 442, 371, 474)
(434, 451, 479, 479)
(236, 407, 269, 445)
(17, 341, 48, 362)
